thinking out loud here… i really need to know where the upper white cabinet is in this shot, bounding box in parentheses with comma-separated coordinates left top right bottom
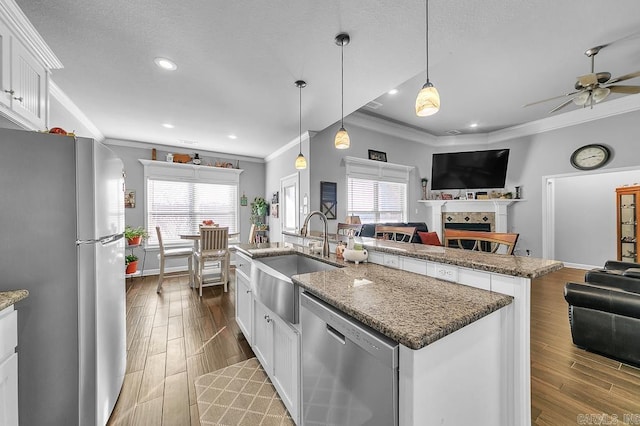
(0, 0, 62, 129)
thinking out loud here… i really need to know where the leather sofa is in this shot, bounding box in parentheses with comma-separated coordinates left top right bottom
(357, 222, 428, 244)
(564, 260, 640, 366)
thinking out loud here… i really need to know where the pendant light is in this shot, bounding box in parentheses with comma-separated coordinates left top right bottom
(415, 0, 440, 117)
(334, 33, 351, 149)
(294, 80, 307, 170)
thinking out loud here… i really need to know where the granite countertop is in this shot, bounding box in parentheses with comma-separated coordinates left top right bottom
(0, 289, 29, 311)
(276, 234, 563, 279)
(233, 243, 513, 350)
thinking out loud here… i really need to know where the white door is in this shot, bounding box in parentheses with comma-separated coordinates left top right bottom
(281, 173, 300, 234)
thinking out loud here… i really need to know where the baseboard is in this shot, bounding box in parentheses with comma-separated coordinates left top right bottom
(563, 262, 598, 270)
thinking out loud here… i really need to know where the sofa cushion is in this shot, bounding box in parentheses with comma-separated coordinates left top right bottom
(417, 231, 441, 246)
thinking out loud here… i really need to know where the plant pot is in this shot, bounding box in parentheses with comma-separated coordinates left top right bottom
(256, 206, 267, 216)
(125, 261, 138, 274)
(127, 236, 141, 246)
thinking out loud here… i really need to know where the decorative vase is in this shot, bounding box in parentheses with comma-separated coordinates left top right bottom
(127, 236, 141, 246)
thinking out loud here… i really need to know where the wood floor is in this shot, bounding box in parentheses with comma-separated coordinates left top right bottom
(108, 267, 640, 425)
(107, 272, 254, 425)
(531, 267, 640, 425)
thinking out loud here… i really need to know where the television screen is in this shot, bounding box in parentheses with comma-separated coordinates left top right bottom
(431, 149, 510, 190)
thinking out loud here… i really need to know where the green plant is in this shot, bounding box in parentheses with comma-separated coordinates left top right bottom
(124, 225, 149, 240)
(125, 254, 138, 264)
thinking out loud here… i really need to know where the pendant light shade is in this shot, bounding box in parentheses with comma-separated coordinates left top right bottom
(415, 0, 440, 117)
(334, 33, 350, 149)
(294, 80, 307, 170)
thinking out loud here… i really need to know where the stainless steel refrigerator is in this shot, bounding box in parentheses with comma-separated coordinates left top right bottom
(0, 128, 126, 425)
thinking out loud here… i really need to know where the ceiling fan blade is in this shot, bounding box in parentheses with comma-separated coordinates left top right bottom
(549, 98, 575, 113)
(522, 91, 580, 108)
(606, 70, 640, 84)
(577, 73, 598, 87)
(608, 85, 640, 94)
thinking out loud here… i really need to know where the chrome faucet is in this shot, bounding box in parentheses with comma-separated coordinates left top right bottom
(301, 210, 330, 257)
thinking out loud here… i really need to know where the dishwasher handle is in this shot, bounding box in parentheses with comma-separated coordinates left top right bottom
(326, 324, 346, 344)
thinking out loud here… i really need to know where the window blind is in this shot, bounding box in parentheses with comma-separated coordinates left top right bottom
(147, 178, 238, 246)
(347, 177, 406, 223)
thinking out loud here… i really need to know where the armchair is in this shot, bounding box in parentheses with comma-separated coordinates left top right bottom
(564, 260, 640, 366)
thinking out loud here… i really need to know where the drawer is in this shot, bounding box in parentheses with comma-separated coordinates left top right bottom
(235, 253, 252, 278)
(0, 308, 17, 361)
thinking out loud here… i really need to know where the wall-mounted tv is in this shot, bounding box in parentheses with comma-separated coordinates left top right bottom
(431, 149, 510, 190)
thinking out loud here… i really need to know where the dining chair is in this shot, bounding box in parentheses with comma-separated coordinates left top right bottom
(443, 229, 519, 255)
(374, 225, 417, 243)
(156, 226, 194, 293)
(248, 224, 257, 244)
(195, 226, 229, 297)
(337, 222, 362, 236)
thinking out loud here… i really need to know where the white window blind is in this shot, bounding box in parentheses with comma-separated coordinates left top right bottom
(147, 178, 238, 246)
(347, 177, 407, 223)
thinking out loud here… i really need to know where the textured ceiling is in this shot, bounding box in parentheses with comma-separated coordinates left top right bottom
(16, 0, 640, 158)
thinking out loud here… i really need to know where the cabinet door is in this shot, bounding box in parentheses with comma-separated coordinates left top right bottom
(252, 300, 273, 375)
(272, 314, 300, 424)
(10, 38, 47, 129)
(0, 19, 10, 109)
(235, 271, 253, 345)
(0, 352, 18, 426)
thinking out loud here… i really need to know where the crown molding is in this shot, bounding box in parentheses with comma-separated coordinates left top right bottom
(264, 130, 314, 163)
(49, 80, 104, 141)
(0, 0, 63, 69)
(346, 111, 438, 146)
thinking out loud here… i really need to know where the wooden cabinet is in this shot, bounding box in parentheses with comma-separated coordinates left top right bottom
(616, 185, 640, 262)
(0, 306, 18, 426)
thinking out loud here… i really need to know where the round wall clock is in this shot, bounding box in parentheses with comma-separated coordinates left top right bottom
(570, 144, 610, 170)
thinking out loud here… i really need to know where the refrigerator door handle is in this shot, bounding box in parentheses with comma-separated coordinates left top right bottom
(76, 233, 124, 246)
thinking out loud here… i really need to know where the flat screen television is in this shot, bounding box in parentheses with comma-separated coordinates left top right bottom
(431, 149, 510, 190)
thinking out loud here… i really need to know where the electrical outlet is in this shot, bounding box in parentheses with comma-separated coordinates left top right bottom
(526, 249, 531, 257)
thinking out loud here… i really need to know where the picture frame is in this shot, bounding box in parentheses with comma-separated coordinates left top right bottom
(368, 149, 387, 162)
(466, 191, 475, 200)
(441, 193, 453, 200)
(270, 203, 279, 218)
(124, 190, 135, 208)
(320, 181, 337, 219)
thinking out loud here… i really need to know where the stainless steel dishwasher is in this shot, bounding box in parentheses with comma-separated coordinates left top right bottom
(300, 291, 399, 426)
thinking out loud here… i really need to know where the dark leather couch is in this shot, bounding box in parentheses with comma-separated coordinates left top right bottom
(564, 260, 640, 366)
(357, 222, 428, 244)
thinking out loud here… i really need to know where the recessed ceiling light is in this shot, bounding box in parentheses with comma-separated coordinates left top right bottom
(388, 89, 398, 95)
(469, 123, 479, 128)
(162, 123, 175, 129)
(228, 134, 237, 140)
(154, 57, 177, 71)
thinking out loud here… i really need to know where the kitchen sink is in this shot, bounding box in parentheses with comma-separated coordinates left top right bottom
(252, 254, 340, 324)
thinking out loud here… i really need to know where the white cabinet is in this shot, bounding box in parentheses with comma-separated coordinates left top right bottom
(252, 299, 273, 374)
(0, 6, 62, 130)
(0, 306, 18, 426)
(235, 252, 253, 345)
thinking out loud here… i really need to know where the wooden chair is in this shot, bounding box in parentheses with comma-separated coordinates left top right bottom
(156, 226, 194, 293)
(194, 226, 229, 297)
(443, 229, 519, 255)
(374, 225, 416, 243)
(248, 224, 257, 244)
(337, 222, 362, 236)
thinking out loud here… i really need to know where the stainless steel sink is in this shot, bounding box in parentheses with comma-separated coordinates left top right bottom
(252, 254, 340, 324)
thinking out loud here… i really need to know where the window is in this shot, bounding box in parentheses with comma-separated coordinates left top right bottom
(347, 177, 407, 223)
(344, 156, 413, 224)
(140, 160, 242, 247)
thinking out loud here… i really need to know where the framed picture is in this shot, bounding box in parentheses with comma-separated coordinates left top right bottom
(320, 181, 337, 219)
(368, 149, 387, 162)
(466, 191, 475, 200)
(124, 190, 135, 208)
(270, 203, 279, 218)
(441, 193, 453, 200)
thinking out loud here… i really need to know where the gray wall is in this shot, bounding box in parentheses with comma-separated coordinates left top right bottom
(105, 139, 265, 273)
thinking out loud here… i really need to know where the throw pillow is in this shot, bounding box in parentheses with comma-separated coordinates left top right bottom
(418, 231, 441, 246)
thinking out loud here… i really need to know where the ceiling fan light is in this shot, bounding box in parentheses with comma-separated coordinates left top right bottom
(593, 87, 611, 103)
(295, 153, 307, 169)
(334, 127, 350, 149)
(415, 81, 440, 117)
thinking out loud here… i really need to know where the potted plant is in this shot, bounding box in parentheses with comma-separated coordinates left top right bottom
(251, 197, 269, 223)
(124, 225, 149, 246)
(125, 254, 138, 274)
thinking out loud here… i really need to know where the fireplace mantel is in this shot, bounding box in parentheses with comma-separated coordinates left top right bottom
(417, 199, 523, 240)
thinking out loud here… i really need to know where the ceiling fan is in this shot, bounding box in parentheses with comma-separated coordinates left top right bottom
(524, 45, 640, 113)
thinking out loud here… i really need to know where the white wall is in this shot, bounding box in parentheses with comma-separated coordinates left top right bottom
(552, 169, 640, 268)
